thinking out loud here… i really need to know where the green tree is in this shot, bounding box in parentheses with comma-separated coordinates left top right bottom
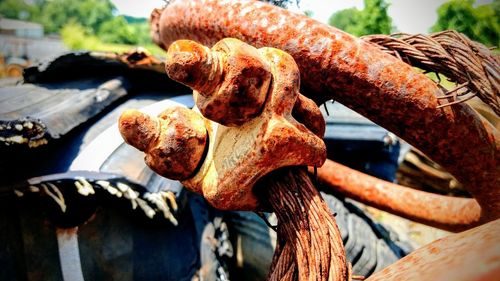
(123, 16, 152, 45)
(124, 15, 147, 24)
(432, 0, 499, 47)
(130, 22, 154, 45)
(38, 0, 115, 34)
(98, 16, 138, 45)
(356, 0, 391, 35)
(328, 0, 392, 36)
(60, 21, 96, 50)
(1, 0, 154, 47)
(0, 0, 40, 21)
(328, 8, 360, 35)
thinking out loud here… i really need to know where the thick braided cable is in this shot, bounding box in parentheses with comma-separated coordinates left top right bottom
(260, 168, 349, 281)
(363, 30, 500, 115)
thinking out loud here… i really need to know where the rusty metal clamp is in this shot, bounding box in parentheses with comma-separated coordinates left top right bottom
(119, 38, 326, 210)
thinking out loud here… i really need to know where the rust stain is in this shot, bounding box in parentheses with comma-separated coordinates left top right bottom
(56, 227, 78, 236)
(119, 38, 326, 210)
(165, 39, 272, 127)
(315, 160, 483, 232)
(119, 107, 207, 181)
(367, 220, 500, 281)
(152, 0, 499, 220)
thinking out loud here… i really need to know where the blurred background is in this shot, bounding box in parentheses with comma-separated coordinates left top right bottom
(0, 0, 498, 77)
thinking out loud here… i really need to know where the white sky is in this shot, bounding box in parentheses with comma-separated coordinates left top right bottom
(111, 0, 449, 34)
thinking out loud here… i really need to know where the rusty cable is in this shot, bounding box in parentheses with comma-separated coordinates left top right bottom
(362, 31, 500, 115)
(119, 35, 346, 280)
(148, 1, 500, 279)
(151, 0, 499, 221)
(260, 168, 348, 281)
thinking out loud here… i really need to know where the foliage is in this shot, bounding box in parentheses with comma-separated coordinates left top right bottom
(0, 0, 116, 34)
(123, 15, 147, 24)
(61, 21, 99, 50)
(98, 16, 137, 45)
(357, 0, 392, 35)
(60, 21, 94, 50)
(60, 21, 165, 55)
(328, 0, 392, 36)
(37, 0, 115, 34)
(0, 0, 40, 20)
(0, 0, 157, 48)
(129, 22, 155, 46)
(432, 0, 499, 47)
(328, 8, 359, 35)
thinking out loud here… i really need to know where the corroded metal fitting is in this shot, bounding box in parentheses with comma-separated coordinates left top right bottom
(165, 38, 272, 127)
(119, 107, 207, 180)
(120, 38, 326, 210)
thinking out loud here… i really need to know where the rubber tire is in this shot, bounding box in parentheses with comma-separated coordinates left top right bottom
(226, 192, 411, 280)
(321, 192, 410, 276)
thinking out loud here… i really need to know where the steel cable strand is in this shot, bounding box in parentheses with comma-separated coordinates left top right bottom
(363, 31, 499, 114)
(151, 0, 499, 220)
(260, 168, 348, 281)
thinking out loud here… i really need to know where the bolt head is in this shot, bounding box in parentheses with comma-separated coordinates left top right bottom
(197, 39, 272, 126)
